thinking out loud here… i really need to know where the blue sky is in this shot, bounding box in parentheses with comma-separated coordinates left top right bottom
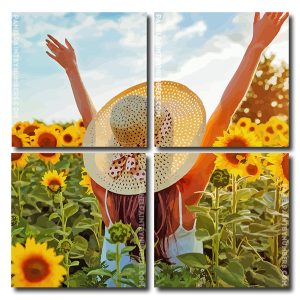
(12, 12, 288, 123)
(13, 12, 147, 123)
(155, 12, 289, 119)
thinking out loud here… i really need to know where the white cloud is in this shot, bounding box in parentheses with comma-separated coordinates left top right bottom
(14, 13, 147, 123)
(174, 21, 207, 40)
(158, 13, 289, 119)
(155, 12, 183, 33)
(18, 13, 146, 49)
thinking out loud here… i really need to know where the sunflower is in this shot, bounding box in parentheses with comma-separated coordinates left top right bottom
(242, 155, 263, 182)
(11, 153, 29, 169)
(21, 121, 43, 137)
(75, 119, 85, 131)
(12, 128, 30, 147)
(277, 133, 289, 147)
(59, 125, 80, 147)
(50, 124, 64, 135)
(261, 131, 275, 146)
(12, 121, 26, 132)
(213, 126, 261, 147)
(32, 126, 61, 147)
(267, 116, 289, 135)
(41, 170, 66, 193)
(266, 153, 289, 187)
(259, 117, 289, 147)
(235, 117, 253, 130)
(79, 168, 93, 194)
(12, 237, 66, 288)
(215, 152, 251, 177)
(37, 153, 61, 165)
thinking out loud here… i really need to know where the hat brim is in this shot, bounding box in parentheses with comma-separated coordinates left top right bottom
(155, 81, 206, 147)
(83, 82, 147, 147)
(83, 152, 146, 195)
(154, 152, 199, 192)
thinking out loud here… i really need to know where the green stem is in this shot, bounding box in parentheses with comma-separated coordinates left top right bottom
(59, 193, 66, 233)
(206, 268, 215, 288)
(245, 239, 264, 262)
(16, 168, 23, 218)
(232, 175, 237, 255)
(116, 243, 121, 288)
(236, 236, 248, 255)
(64, 253, 70, 288)
(92, 229, 101, 252)
(131, 228, 145, 265)
(214, 187, 220, 267)
(273, 184, 281, 267)
(214, 187, 220, 287)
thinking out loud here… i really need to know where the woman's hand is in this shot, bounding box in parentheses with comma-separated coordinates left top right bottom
(46, 34, 77, 73)
(251, 12, 289, 50)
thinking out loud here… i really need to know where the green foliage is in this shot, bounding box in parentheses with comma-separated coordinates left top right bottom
(155, 173, 289, 288)
(11, 154, 146, 288)
(155, 262, 208, 288)
(210, 169, 230, 188)
(108, 221, 131, 244)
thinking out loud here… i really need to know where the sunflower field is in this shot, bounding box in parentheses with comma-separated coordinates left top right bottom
(11, 114, 289, 149)
(155, 152, 289, 288)
(12, 120, 86, 147)
(11, 153, 146, 288)
(11, 114, 289, 288)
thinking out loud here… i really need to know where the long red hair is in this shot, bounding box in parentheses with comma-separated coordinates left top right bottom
(154, 184, 178, 263)
(108, 192, 146, 259)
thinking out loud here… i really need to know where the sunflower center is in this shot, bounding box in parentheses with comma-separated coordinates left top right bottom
(225, 153, 247, 165)
(38, 133, 57, 147)
(226, 137, 248, 147)
(79, 121, 84, 127)
(23, 256, 50, 283)
(11, 153, 23, 161)
(277, 124, 283, 130)
(266, 126, 274, 134)
(23, 125, 39, 136)
(48, 179, 61, 192)
(246, 164, 258, 175)
(41, 153, 56, 158)
(249, 126, 255, 132)
(12, 135, 23, 147)
(63, 134, 73, 143)
(240, 122, 246, 127)
(282, 154, 289, 181)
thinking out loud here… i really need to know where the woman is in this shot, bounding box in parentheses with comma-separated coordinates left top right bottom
(46, 12, 288, 264)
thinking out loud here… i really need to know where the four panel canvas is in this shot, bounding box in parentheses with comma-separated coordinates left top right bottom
(11, 12, 290, 289)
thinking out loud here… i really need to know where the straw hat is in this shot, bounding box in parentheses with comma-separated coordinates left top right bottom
(83, 81, 206, 194)
(83, 81, 206, 148)
(154, 81, 206, 147)
(83, 83, 147, 147)
(83, 152, 146, 195)
(154, 153, 199, 192)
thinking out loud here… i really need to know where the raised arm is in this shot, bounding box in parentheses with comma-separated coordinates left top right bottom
(181, 12, 289, 204)
(46, 35, 96, 127)
(202, 12, 289, 147)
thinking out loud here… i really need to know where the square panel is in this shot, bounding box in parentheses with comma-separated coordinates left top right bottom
(154, 152, 289, 288)
(12, 12, 147, 148)
(11, 152, 146, 288)
(154, 12, 289, 148)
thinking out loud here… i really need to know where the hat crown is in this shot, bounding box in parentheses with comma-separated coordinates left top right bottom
(110, 95, 147, 147)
